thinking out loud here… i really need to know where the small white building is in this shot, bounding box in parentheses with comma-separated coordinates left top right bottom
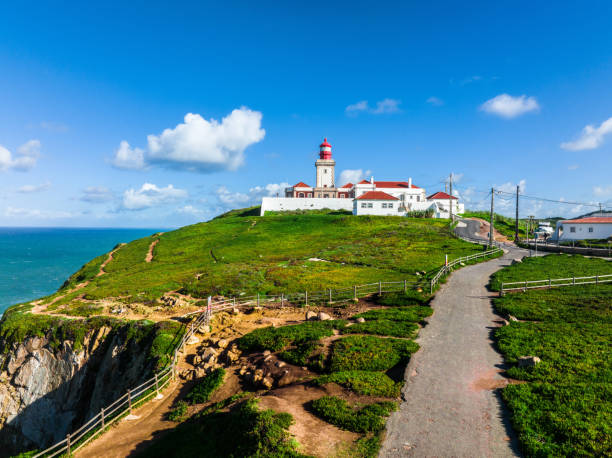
(353, 191, 401, 216)
(426, 191, 465, 217)
(555, 217, 612, 241)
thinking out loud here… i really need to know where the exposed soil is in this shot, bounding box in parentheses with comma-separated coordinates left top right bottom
(467, 217, 512, 243)
(145, 239, 160, 263)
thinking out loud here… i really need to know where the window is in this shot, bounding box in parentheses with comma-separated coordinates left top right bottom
(388, 203, 393, 208)
(410, 195, 413, 200)
(361, 202, 367, 208)
(324, 194, 329, 198)
(570, 227, 576, 233)
(368, 203, 373, 208)
(589, 227, 594, 233)
(308, 193, 312, 197)
(417, 196, 420, 202)
(298, 192, 304, 198)
(324, 169, 327, 173)
(382, 203, 387, 208)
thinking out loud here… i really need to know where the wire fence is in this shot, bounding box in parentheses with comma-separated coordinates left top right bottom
(500, 273, 612, 294)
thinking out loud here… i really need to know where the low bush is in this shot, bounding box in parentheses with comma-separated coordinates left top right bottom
(185, 368, 225, 404)
(329, 336, 418, 372)
(278, 340, 326, 371)
(237, 320, 346, 352)
(343, 319, 418, 338)
(168, 400, 188, 422)
(355, 306, 433, 323)
(375, 291, 430, 307)
(314, 371, 401, 397)
(311, 396, 397, 433)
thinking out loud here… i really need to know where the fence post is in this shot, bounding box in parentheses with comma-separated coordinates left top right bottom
(305, 291, 308, 306)
(66, 433, 71, 456)
(573, 275, 575, 286)
(596, 275, 599, 285)
(430, 280, 433, 294)
(233, 297, 236, 307)
(403, 279, 407, 293)
(128, 389, 133, 415)
(549, 278, 552, 288)
(329, 288, 332, 304)
(257, 293, 260, 307)
(378, 281, 382, 295)
(101, 407, 105, 429)
(281, 293, 284, 307)
(500, 282, 504, 296)
(353, 285, 357, 301)
(155, 373, 160, 397)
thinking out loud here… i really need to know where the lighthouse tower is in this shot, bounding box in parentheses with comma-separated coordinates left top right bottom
(315, 138, 336, 192)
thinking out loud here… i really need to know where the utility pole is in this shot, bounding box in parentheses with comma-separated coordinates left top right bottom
(515, 185, 520, 242)
(449, 173, 453, 221)
(489, 188, 495, 248)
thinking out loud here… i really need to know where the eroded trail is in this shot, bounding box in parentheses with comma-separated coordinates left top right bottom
(145, 236, 162, 263)
(380, 248, 524, 457)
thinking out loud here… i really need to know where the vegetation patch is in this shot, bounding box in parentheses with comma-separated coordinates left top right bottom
(237, 320, 346, 352)
(185, 368, 226, 404)
(343, 319, 418, 338)
(138, 399, 307, 457)
(493, 255, 612, 456)
(314, 371, 401, 397)
(355, 306, 433, 322)
(374, 291, 430, 307)
(310, 396, 397, 433)
(278, 340, 326, 371)
(329, 336, 418, 372)
(168, 400, 188, 422)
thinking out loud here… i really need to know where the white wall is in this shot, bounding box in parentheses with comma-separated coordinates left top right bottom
(353, 200, 403, 216)
(429, 199, 465, 215)
(260, 197, 353, 215)
(556, 222, 612, 241)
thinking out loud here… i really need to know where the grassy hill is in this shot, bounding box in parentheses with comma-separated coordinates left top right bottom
(30, 209, 486, 311)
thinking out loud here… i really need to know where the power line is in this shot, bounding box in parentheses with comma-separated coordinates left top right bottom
(496, 190, 602, 208)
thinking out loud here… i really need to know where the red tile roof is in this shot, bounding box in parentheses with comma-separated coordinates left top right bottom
(356, 191, 399, 201)
(427, 191, 457, 200)
(561, 217, 612, 224)
(375, 181, 420, 189)
(358, 179, 371, 184)
(341, 183, 354, 188)
(293, 182, 311, 188)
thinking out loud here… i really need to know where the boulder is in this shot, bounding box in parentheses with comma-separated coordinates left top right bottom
(231, 307, 240, 315)
(277, 370, 299, 387)
(275, 361, 286, 368)
(508, 315, 519, 322)
(355, 317, 365, 323)
(518, 356, 541, 368)
(239, 365, 248, 376)
(217, 339, 228, 349)
(317, 312, 331, 321)
(198, 324, 211, 334)
(305, 311, 317, 321)
(200, 348, 217, 364)
(262, 376, 274, 390)
(263, 350, 271, 357)
(512, 258, 522, 265)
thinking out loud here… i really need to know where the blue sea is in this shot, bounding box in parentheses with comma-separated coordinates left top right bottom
(0, 227, 163, 315)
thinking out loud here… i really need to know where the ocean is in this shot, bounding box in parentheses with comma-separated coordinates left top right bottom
(0, 227, 163, 315)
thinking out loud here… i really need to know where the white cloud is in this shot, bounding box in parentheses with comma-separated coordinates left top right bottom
(122, 183, 188, 210)
(0, 140, 41, 172)
(497, 179, 526, 194)
(339, 169, 372, 185)
(216, 182, 290, 207)
(4, 206, 74, 219)
(40, 121, 69, 133)
(426, 96, 444, 106)
(480, 94, 539, 119)
(17, 182, 51, 193)
(567, 164, 579, 170)
(177, 205, 205, 217)
(80, 186, 114, 203)
(594, 185, 612, 197)
(111, 140, 146, 170)
(112, 108, 265, 173)
(560, 116, 612, 151)
(345, 99, 401, 116)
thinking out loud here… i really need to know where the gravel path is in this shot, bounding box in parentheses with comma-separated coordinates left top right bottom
(380, 246, 525, 457)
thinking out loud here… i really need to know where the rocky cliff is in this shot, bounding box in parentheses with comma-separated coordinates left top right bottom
(0, 321, 163, 456)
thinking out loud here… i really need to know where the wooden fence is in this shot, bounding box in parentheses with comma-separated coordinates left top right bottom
(430, 247, 504, 293)
(500, 273, 612, 294)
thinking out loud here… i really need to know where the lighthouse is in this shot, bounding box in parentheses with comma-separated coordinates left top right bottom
(315, 138, 335, 192)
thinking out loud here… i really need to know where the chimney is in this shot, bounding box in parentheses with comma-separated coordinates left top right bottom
(408, 177, 412, 188)
(370, 176, 374, 185)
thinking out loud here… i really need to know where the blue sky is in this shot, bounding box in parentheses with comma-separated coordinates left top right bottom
(1, 1, 611, 227)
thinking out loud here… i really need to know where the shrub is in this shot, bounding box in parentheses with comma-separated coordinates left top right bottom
(314, 371, 401, 397)
(343, 319, 418, 338)
(329, 336, 418, 372)
(375, 291, 430, 307)
(311, 396, 397, 433)
(185, 368, 225, 404)
(355, 306, 433, 323)
(278, 340, 326, 371)
(237, 320, 346, 352)
(168, 400, 188, 422)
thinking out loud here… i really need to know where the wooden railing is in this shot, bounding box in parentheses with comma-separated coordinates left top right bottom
(430, 247, 504, 293)
(500, 273, 612, 294)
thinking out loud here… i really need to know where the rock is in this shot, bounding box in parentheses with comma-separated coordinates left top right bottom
(305, 311, 317, 321)
(518, 356, 541, 368)
(217, 339, 228, 349)
(200, 348, 217, 364)
(263, 350, 271, 357)
(416, 287, 423, 293)
(194, 367, 207, 379)
(253, 369, 264, 383)
(225, 351, 239, 364)
(355, 317, 365, 323)
(192, 354, 201, 365)
(277, 370, 298, 387)
(508, 315, 519, 322)
(231, 307, 240, 315)
(186, 335, 199, 345)
(501, 319, 510, 326)
(415, 272, 421, 276)
(198, 324, 211, 334)
(317, 312, 331, 321)
(239, 365, 248, 376)
(262, 376, 274, 390)
(512, 258, 522, 265)
(275, 361, 286, 368)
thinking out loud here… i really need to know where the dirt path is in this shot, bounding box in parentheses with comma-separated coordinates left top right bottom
(145, 238, 160, 263)
(380, 247, 526, 457)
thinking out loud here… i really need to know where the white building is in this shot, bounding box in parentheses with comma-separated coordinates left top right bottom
(426, 191, 465, 217)
(555, 217, 612, 241)
(353, 191, 401, 216)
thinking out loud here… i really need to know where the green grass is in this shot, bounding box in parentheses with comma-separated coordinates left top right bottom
(185, 368, 226, 404)
(374, 291, 430, 306)
(329, 336, 418, 372)
(236, 320, 346, 352)
(137, 398, 309, 457)
(354, 306, 433, 322)
(310, 396, 397, 433)
(20, 211, 484, 308)
(278, 340, 325, 370)
(168, 400, 188, 422)
(493, 255, 612, 456)
(489, 253, 612, 291)
(314, 371, 402, 397)
(343, 319, 419, 338)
